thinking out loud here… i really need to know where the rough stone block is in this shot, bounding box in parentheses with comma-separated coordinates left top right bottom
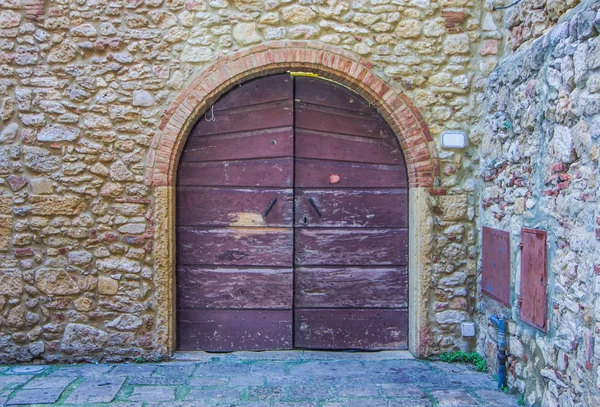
(0, 215, 11, 251)
(30, 195, 87, 215)
(438, 195, 468, 221)
(98, 276, 119, 295)
(0, 269, 22, 296)
(35, 269, 80, 295)
(61, 323, 108, 355)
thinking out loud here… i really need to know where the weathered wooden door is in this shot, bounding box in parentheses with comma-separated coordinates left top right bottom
(176, 75, 295, 351)
(293, 77, 409, 349)
(176, 74, 408, 351)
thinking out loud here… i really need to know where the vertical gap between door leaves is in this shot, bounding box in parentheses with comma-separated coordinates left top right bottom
(291, 74, 297, 349)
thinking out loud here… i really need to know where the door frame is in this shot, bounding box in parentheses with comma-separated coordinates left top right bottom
(147, 42, 440, 358)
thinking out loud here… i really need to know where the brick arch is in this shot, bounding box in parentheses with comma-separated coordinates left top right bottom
(146, 41, 439, 189)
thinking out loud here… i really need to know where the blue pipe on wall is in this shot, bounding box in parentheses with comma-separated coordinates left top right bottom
(489, 315, 508, 389)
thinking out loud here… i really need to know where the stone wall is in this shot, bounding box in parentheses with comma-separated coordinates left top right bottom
(502, 0, 582, 51)
(0, 0, 492, 362)
(477, 1, 600, 405)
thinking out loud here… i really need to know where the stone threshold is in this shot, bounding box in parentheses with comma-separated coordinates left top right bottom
(172, 350, 415, 362)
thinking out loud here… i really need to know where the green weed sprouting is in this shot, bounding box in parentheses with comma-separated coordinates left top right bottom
(438, 351, 487, 373)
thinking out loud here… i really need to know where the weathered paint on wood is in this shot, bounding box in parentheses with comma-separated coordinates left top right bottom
(295, 129, 404, 165)
(519, 228, 548, 331)
(177, 267, 293, 309)
(180, 127, 293, 163)
(296, 105, 387, 139)
(295, 159, 407, 188)
(178, 158, 293, 187)
(192, 101, 293, 137)
(295, 267, 408, 308)
(294, 309, 408, 350)
(177, 187, 293, 227)
(295, 189, 408, 227)
(295, 228, 408, 266)
(214, 74, 293, 111)
(295, 77, 374, 114)
(178, 310, 293, 351)
(177, 227, 293, 266)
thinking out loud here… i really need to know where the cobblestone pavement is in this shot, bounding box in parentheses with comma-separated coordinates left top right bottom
(0, 351, 520, 407)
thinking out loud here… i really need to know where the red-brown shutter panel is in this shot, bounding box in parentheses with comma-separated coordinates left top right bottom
(519, 228, 548, 331)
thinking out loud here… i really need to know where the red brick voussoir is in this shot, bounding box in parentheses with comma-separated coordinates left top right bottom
(147, 41, 438, 189)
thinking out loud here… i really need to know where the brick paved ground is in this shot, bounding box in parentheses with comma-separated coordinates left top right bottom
(0, 351, 520, 406)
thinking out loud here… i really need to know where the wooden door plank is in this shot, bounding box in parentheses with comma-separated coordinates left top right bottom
(181, 127, 293, 162)
(177, 267, 293, 309)
(295, 158, 408, 188)
(192, 100, 293, 137)
(295, 77, 375, 114)
(294, 309, 408, 350)
(295, 104, 386, 139)
(176, 187, 293, 227)
(178, 309, 293, 351)
(178, 158, 293, 187)
(177, 227, 293, 266)
(295, 267, 408, 308)
(294, 228, 408, 266)
(214, 74, 293, 111)
(295, 189, 408, 228)
(295, 129, 404, 165)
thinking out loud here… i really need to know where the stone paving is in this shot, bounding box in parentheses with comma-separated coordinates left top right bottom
(0, 351, 520, 407)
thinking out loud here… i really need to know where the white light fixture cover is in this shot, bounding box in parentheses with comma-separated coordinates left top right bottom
(441, 131, 467, 149)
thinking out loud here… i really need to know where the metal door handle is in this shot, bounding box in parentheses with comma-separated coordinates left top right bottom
(263, 198, 277, 216)
(308, 198, 322, 217)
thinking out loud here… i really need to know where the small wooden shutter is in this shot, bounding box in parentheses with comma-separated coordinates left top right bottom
(519, 228, 548, 331)
(482, 227, 511, 306)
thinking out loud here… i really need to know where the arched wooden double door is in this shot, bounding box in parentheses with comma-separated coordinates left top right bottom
(176, 74, 409, 351)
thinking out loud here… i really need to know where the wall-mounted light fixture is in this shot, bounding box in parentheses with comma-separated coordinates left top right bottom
(441, 131, 467, 149)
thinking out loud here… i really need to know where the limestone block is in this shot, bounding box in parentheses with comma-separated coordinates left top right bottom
(0, 122, 18, 144)
(68, 251, 93, 265)
(0, 269, 22, 296)
(30, 196, 87, 216)
(0, 10, 21, 28)
(23, 146, 61, 174)
(0, 197, 11, 214)
(232, 23, 261, 45)
(235, 0, 262, 12)
(132, 90, 154, 107)
(0, 97, 14, 121)
(107, 314, 143, 331)
(443, 33, 470, 54)
(112, 203, 147, 216)
(0, 216, 11, 251)
(71, 23, 97, 37)
(281, 5, 317, 24)
(6, 305, 25, 328)
(181, 45, 212, 62)
(35, 269, 81, 295)
(109, 161, 135, 182)
(438, 195, 468, 221)
(61, 323, 108, 355)
(118, 223, 146, 234)
(37, 124, 80, 142)
(30, 178, 53, 195)
(395, 19, 422, 38)
(98, 276, 119, 295)
(74, 297, 94, 312)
